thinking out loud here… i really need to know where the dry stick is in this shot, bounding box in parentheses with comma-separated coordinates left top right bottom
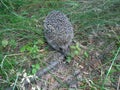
(1, 53, 24, 68)
(23, 54, 64, 86)
(117, 76, 120, 90)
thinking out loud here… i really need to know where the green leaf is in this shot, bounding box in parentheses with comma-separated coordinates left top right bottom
(9, 39, 17, 48)
(35, 64, 40, 70)
(38, 39, 44, 45)
(70, 45, 76, 49)
(66, 56, 72, 63)
(84, 51, 89, 57)
(30, 45, 39, 53)
(74, 50, 79, 55)
(20, 45, 26, 52)
(32, 65, 35, 68)
(26, 46, 32, 51)
(2, 39, 8, 47)
(76, 42, 81, 51)
(32, 69, 37, 74)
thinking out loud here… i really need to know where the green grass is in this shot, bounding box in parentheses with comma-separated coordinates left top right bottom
(0, 0, 120, 89)
(102, 47, 120, 89)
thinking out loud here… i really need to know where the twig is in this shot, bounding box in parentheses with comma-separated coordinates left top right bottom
(117, 76, 120, 90)
(73, 40, 87, 50)
(13, 73, 20, 90)
(0, 53, 24, 68)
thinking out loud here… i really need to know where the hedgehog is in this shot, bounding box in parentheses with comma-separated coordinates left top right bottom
(44, 10, 74, 56)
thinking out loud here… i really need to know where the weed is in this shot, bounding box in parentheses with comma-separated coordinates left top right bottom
(66, 42, 81, 63)
(2, 39, 8, 47)
(32, 64, 40, 75)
